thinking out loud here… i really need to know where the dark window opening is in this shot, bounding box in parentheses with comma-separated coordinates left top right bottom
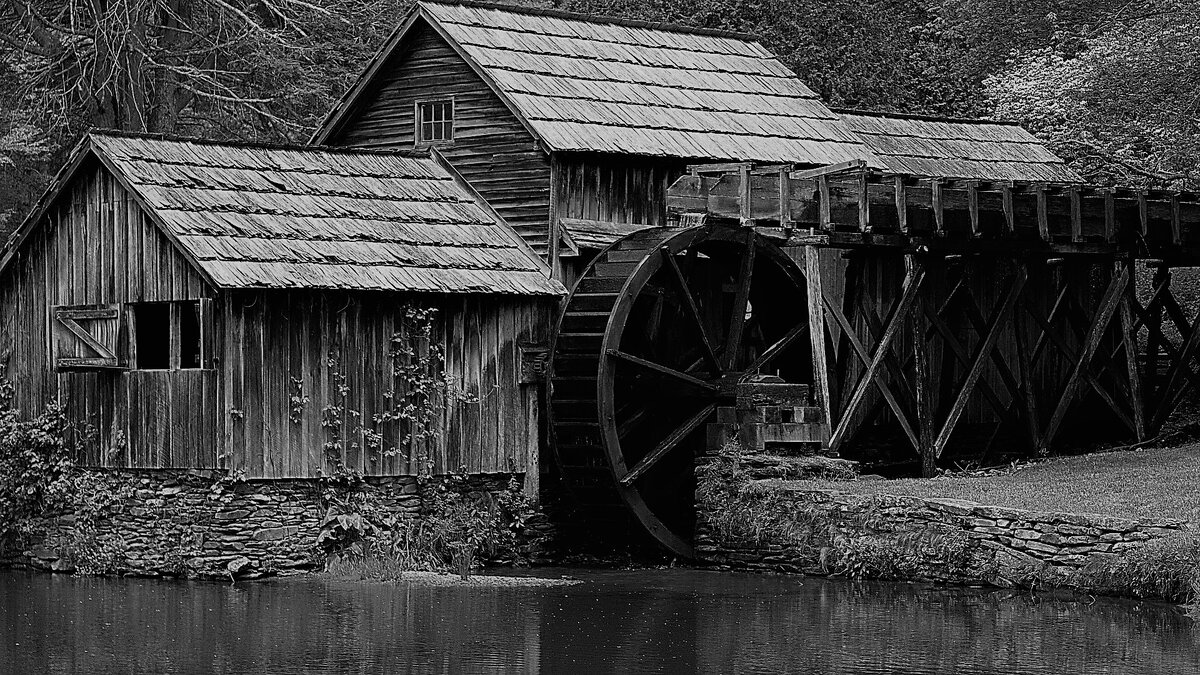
(417, 99, 453, 144)
(132, 301, 203, 370)
(134, 303, 171, 369)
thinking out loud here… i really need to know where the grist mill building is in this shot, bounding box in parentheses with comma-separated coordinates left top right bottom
(4, 1, 1198, 561)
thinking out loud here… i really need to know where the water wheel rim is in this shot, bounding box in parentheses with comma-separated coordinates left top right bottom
(595, 226, 807, 557)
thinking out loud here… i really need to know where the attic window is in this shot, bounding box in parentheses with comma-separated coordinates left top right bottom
(416, 99, 454, 145)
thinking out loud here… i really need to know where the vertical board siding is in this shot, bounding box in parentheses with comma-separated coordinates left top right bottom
(0, 161, 217, 468)
(225, 290, 552, 479)
(553, 153, 686, 229)
(328, 20, 553, 256)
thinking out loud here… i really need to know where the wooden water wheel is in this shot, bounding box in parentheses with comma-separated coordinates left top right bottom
(548, 224, 811, 557)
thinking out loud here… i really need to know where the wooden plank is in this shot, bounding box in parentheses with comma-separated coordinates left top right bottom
(1069, 187, 1083, 243)
(818, 176, 831, 230)
(826, 264, 925, 453)
(1118, 264, 1146, 440)
(908, 257, 936, 475)
(858, 170, 870, 232)
(1103, 189, 1116, 243)
(967, 181, 980, 237)
(1041, 266, 1129, 448)
(1001, 183, 1014, 233)
(1035, 185, 1049, 241)
(805, 248, 834, 433)
(894, 177, 908, 234)
(932, 265, 1028, 457)
(931, 179, 944, 235)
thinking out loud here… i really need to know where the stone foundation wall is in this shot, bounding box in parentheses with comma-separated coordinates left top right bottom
(697, 477, 1193, 592)
(1, 469, 527, 579)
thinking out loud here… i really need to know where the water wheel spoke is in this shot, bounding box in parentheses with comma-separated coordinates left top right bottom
(661, 247, 722, 372)
(607, 349, 718, 393)
(723, 232, 756, 369)
(741, 319, 808, 377)
(619, 403, 717, 485)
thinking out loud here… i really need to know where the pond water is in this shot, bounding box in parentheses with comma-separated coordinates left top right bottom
(2, 568, 1198, 674)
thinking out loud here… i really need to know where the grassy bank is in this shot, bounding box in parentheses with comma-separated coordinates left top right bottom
(703, 444, 1200, 611)
(793, 445, 1200, 523)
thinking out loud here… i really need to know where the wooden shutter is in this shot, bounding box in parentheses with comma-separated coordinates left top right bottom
(51, 304, 124, 370)
(198, 298, 215, 369)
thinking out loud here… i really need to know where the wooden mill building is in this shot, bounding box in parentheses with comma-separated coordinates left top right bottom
(0, 132, 562, 479)
(7, 0, 1198, 556)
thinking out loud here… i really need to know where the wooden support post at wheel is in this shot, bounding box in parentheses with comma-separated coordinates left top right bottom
(907, 254, 937, 476)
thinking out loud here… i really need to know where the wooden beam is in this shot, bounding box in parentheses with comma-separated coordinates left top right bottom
(1035, 185, 1050, 241)
(826, 264, 925, 453)
(909, 256, 936, 476)
(778, 169, 792, 230)
(932, 264, 1028, 457)
(806, 247, 834, 434)
(1103, 189, 1116, 243)
(1040, 265, 1130, 448)
(967, 181, 980, 237)
(931, 179, 945, 236)
(739, 164, 752, 224)
(1118, 262, 1146, 440)
(724, 230, 756, 369)
(818, 175, 831, 231)
(1138, 190, 1150, 237)
(619, 403, 717, 485)
(661, 248, 722, 372)
(1069, 187, 1083, 243)
(789, 159, 867, 180)
(894, 177, 908, 234)
(607, 349, 718, 393)
(858, 169, 871, 233)
(1001, 182, 1014, 233)
(1171, 195, 1182, 245)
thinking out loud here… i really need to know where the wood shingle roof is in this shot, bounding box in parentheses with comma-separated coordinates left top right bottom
(836, 110, 1081, 183)
(6, 133, 562, 295)
(317, 0, 881, 166)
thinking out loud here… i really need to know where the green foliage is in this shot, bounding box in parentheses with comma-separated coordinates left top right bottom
(985, 0, 1200, 189)
(48, 521, 127, 576)
(319, 473, 538, 580)
(832, 529, 975, 580)
(0, 379, 72, 544)
(1080, 532, 1200, 603)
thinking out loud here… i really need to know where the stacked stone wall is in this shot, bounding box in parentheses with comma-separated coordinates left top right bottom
(697, 475, 1193, 595)
(1, 469, 522, 579)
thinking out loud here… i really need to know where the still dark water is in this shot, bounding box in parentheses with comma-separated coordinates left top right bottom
(2, 568, 1198, 674)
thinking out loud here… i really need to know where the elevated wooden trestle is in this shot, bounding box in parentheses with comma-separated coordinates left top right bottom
(668, 162, 1200, 474)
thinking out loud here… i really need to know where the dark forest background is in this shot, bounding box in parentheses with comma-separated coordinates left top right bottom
(1, 0, 1197, 236)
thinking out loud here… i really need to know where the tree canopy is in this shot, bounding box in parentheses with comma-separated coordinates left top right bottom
(1, 0, 1196, 234)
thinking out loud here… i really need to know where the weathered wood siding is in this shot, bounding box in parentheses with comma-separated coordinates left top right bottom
(326, 20, 553, 256)
(552, 152, 686, 286)
(223, 290, 551, 479)
(552, 153, 685, 228)
(0, 161, 218, 468)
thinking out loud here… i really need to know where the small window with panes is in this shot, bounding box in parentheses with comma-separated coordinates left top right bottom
(415, 99, 454, 145)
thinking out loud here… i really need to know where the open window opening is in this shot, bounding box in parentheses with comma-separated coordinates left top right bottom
(416, 99, 454, 145)
(131, 300, 207, 370)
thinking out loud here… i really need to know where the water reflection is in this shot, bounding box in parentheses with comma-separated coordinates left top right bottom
(2, 569, 1197, 674)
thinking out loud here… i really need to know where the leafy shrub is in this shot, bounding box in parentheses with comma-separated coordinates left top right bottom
(0, 387, 72, 547)
(1082, 532, 1200, 603)
(49, 522, 127, 576)
(320, 473, 539, 580)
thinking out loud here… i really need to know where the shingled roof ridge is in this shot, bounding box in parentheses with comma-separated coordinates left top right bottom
(833, 108, 1024, 127)
(418, 0, 759, 42)
(88, 129, 432, 160)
